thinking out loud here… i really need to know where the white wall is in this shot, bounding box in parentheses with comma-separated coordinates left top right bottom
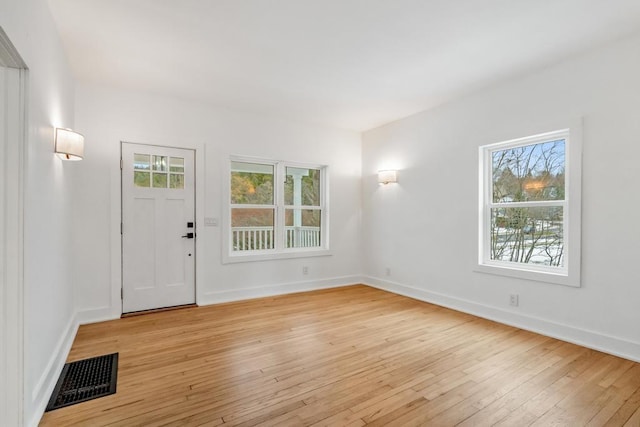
(73, 83, 362, 322)
(0, 0, 78, 425)
(3, 2, 636, 422)
(362, 33, 640, 361)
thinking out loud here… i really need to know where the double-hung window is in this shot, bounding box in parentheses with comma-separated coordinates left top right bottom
(225, 157, 328, 262)
(478, 127, 581, 286)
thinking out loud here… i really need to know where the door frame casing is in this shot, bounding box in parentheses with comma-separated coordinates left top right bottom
(0, 27, 28, 427)
(119, 141, 201, 315)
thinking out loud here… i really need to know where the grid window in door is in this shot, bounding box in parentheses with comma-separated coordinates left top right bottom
(134, 154, 185, 189)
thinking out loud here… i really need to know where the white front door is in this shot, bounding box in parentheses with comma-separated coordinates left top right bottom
(121, 143, 196, 313)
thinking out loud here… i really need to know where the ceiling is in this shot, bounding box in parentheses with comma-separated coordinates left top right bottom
(47, 0, 640, 132)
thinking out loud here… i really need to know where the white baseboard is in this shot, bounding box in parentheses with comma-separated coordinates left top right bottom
(199, 275, 362, 305)
(363, 276, 640, 363)
(77, 277, 363, 325)
(28, 313, 79, 427)
(77, 306, 119, 325)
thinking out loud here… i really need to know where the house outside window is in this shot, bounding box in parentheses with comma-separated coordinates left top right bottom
(225, 157, 329, 262)
(478, 127, 582, 287)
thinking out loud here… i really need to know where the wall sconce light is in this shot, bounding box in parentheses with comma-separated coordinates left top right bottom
(378, 170, 397, 185)
(54, 128, 84, 161)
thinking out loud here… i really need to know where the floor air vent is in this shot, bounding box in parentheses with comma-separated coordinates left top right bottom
(46, 353, 118, 411)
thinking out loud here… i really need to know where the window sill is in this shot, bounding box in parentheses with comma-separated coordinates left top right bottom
(475, 263, 580, 288)
(222, 248, 333, 264)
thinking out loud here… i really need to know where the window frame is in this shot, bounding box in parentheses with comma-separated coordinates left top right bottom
(477, 126, 582, 287)
(223, 155, 331, 263)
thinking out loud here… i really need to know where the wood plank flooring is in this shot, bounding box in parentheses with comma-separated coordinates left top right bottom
(39, 285, 640, 426)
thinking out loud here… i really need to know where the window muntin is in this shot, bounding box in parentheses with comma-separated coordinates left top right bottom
(134, 153, 185, 189)
(228, 159, 327, 258)
(479, 129, 579, 285)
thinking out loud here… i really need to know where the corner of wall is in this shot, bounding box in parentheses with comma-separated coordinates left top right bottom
(199, 275, 363, 305)
(27, 312, 78, 427)
(362, 276, 640, 364)
(77, 306, 120, 326)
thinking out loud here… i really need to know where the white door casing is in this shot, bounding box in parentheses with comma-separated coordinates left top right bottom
(0, 65, 6, 427)
(121, 143, 196, 313)
(0, 31, 27, 427)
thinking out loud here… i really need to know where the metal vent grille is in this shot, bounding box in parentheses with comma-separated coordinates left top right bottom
(46, 353, 118, 411)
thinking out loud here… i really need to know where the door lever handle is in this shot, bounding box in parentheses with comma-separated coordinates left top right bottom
(181, 232, 195, 239)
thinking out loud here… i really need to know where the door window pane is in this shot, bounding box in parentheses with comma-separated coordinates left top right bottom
(134, 154, 150, 170)
(169, 157, 185, 189)
(170, 157, 184, 173)
(170, 174, 184, 189)
(134, 154, 152, 187)
(152, 173, 168, 188)
(134, 171, 150, 187)
(153, 155, 167, 172)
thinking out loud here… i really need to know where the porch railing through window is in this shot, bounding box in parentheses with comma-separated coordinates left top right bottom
(286, 226, 321, 248)
(232, 226, 320, 251)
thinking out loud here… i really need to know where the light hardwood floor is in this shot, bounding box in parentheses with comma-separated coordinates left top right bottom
(40, 285, 640, 426)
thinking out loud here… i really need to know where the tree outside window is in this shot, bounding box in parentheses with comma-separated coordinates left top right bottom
(490, 139, 565, 267)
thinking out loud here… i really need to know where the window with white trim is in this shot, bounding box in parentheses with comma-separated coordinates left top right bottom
(226, 157, 328, 261)
(478, 128, 581, 286)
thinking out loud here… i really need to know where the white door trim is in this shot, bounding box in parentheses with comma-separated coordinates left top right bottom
(101, 140, 204, 322)
(0, 26, 27, 427)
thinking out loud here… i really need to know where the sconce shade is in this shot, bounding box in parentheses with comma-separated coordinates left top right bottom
(55, 128, 84, 161)
(378, 169, 397, 184)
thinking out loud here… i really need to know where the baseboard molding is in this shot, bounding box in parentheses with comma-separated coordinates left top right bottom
(199, 275, 363, 305)
(363, 276, 640, 363)
(77, 306, 119, 325)
(79, 278, 364, 324)
(28, 312, 79, 427)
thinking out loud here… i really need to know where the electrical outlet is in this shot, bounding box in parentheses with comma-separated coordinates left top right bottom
(303, 266, 309, 275)
(385, 267, 391, 276)
(509, 294, 519, 307)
